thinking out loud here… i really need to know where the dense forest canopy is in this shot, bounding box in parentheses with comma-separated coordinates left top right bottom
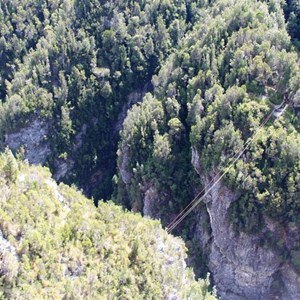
(0, 0, 208, 198)
(117, 0, 300, 272)
(1, 0, 300, 296)
(118, 0, 300, 223)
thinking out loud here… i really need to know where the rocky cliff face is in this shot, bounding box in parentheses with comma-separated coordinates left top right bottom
(114, 82, 153, 136)
(5, 118, 51, 164)
(191, 149, 300, 300)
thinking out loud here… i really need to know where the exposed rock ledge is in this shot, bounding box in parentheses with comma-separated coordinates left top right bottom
(192, 148, 300, 300)
(5, 118, 50, 165)
(114, 81, 153, 136)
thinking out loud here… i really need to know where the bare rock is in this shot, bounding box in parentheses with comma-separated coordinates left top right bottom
(53, 159, 74, 181)
(191, 147, 300, 299)
(5, 118, 50, 165)
(191, 146, 202, 175)
(205, 175, 279, 299)
(143, 186, 160, 217)
(155, 231, 188, 300)
(118, 145, 132, 185)
(114, 81, 153, 135)
(281, 265, 300, 300)
(0, 229, 19, 282)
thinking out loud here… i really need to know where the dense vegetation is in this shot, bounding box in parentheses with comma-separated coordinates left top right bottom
(0, 0, 208, 198)
(0, 150, 216, 299)
(2, 0, 300, 293)
(116, 0, 300, 270)
(285, 0, 300, 48)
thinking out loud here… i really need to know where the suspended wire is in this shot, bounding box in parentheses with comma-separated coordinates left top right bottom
(167, 105, 278, 233)
(167, 103, 278, 231)
(167, 102, 286, 232)
(166, 134, 253, 230)
(167, 101, 285, 233)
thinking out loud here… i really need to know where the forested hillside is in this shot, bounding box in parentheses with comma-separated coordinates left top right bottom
(0, 0, 207, 198)
(0, 150, 216, 299)
(1, 0, 300, 299)
(116, 0, 300, 298)
(118, 0, 300, 231)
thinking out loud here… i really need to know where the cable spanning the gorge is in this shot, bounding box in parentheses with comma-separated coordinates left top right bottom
(167, 102, 286, 233)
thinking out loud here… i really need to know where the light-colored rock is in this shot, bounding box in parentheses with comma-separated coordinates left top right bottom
(0, 229, 19, 281)
(191, 146, 201, 175)
(45, 179, 65, 203)
(118, 145, 132, 185)
(204, 174, 279, 299)
(155, 231, 188, 300)
(5, 118, 88, 181)
(5, 118, 50, 165)
(281, 265, 300, 300)
(191, 148, 300, 300)
(0, 230, 18, 260)
(53, 159, 74, 181)
(114, 81, 152, 135)
(143, 186, 160, 217)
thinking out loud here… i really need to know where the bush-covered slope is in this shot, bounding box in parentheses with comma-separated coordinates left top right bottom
(0, 150, 216, 299)
(116, 0, 300, 272)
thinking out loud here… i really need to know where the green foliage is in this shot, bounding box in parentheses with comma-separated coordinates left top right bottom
(117, 92, 196, 221)
(0, 0, 205, 199)
(115, 0, 300, 272)
(0, 151, 216, 299)
(0, 149, 19, 183)
(2, 0, 300, 287)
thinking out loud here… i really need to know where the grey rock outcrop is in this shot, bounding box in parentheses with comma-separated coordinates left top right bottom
(53, 123, 87, 181)
(156, 232, 188, 300)
(203, 172, 280, 299)
(5, 118, 50, 165)
(118, 144, 132, 185)
(53, 159, 74, 181)
(142, 184, 168, 219)
(191, 146, 202, 175)
(114, 81, 152, 135)
(144, 186, 160, 217)
(191, 148, 300, 300)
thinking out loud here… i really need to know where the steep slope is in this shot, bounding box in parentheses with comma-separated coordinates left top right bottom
(0, 150, 216, 299)
(0, 0, 208, 199)
(2, 0, 300, 298)
(116, 0, 300, 298)
(191, 168, 300, 299)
